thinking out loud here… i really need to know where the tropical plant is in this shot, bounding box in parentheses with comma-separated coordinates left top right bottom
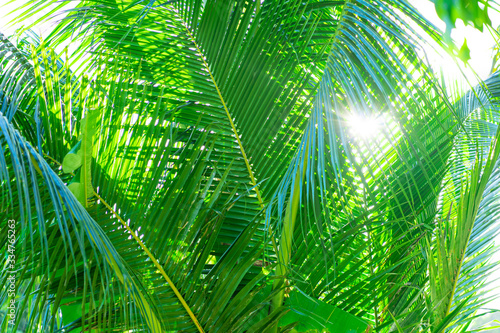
(1, 0, 500, 332)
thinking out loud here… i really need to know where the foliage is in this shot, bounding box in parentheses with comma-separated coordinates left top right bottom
(0, 0, 500, 332)
(432, 0, 491, 31)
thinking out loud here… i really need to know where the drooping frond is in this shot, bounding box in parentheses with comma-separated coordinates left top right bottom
(2, 1, 500, 332)
(0, 112, 163, 331)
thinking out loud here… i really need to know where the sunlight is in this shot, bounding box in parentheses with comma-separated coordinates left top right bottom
(348, 114, 382, 139)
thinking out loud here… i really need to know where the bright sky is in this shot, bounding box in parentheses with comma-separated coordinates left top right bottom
(0, 1, 50, 35)
(1, 0, 500, 324)
(413, 1, 500, 87)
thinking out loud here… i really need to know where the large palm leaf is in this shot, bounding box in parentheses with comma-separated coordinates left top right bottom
(2, 0, 500, 332)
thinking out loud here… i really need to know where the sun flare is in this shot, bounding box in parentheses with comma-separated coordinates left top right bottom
(347, 114, 382, 139)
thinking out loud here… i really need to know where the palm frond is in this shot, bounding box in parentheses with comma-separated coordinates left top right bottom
(0, 113, 163, 331)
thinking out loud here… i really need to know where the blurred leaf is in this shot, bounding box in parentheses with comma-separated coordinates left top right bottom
(458, 39, 471, 62)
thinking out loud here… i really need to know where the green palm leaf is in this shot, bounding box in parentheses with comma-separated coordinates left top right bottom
(2, 1, 500, 332)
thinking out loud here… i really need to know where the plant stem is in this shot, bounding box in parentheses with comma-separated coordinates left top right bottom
(270, 145, 308, 332)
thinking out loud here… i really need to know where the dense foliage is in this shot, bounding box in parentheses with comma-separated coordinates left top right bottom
(1, 0, 500, 332)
